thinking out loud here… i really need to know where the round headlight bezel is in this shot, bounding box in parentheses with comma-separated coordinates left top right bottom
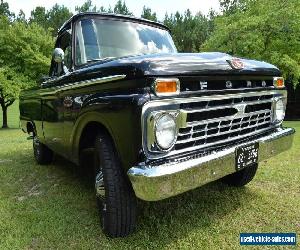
(154, 113, 178, 150)
(273, 98, 286, 123)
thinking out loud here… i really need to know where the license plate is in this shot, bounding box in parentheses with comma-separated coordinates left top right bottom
(235, 143, 259, 171)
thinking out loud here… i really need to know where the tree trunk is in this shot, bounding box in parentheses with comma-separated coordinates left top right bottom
(2, 106, 8, 128)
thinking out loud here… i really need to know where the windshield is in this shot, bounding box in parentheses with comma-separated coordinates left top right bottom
(75, 18, 177, 65)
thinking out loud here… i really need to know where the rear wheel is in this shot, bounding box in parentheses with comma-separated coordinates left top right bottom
(222, 163, 258, 187)
(33, 135, 54, 165)
(94, 132, 137, 237)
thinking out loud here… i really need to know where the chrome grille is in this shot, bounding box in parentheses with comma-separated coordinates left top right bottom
(175, 110, 271, 151)
(175, 94, 275, 152)
(142, 90, 286, 159)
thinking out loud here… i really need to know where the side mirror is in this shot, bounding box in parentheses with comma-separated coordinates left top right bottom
(53, 48, 64, 63)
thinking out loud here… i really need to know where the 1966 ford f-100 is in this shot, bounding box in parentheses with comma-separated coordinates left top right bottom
(19, 13, 295, 237)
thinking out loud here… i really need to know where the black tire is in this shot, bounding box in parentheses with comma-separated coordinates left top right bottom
(222, 163, 258, 187)
(33, 136, 54, 165)
(94, 132, 137, 237)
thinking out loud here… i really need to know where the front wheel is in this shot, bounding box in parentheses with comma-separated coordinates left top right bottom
(222, 163, 258, 187)
(94, 132, 137, 237)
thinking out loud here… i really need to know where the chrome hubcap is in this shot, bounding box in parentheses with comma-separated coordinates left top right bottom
(95, 170, 106, 228)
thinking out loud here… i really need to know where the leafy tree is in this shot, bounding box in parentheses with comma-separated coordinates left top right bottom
(30, 4, 72, 36)
(75, 0, 111, 14)
(141, 6, 157, 21)
(75, 0, 97, 13)
(219, 0, 248, 14)
(0, 16, 54, 128)
(29, 7, 48, 29)
(0, 68, 26, 128)
(164, 10, 211, 52)
(113, 0, 132, 16)
(0, 0, 14, 19)
(47, 4, 73, 36)
(16, 10, 26, 23)
(106, 6, 114, 13)
(203, 0, 300, 85)
(207, 8, 217, 34)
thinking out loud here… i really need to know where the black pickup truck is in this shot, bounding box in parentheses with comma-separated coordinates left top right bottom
(20, 13, 295, 237)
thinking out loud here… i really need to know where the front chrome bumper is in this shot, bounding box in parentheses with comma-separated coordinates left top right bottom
(128, 127, 295, 201)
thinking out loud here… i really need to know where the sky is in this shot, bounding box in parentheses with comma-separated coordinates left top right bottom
(7, 0, 220, 21)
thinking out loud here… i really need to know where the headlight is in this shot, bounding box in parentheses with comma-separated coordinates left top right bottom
(274, 99, 286, 122)
(154, 113, 177, 150)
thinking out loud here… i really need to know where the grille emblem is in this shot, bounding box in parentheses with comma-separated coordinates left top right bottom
(226, 81, 233, 88)
(234, 103, 247, 117)
(227, 58, 244, 70)
(199, 81, 208, 90)
(262, 80, 266, 87)
(247, 81, 252, 87)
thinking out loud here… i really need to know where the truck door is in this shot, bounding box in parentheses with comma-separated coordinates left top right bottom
(41, 30, 72, 156)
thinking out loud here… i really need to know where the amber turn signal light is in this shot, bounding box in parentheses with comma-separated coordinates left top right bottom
(273, 77, 285, 88)
(154, 78, 180, 96)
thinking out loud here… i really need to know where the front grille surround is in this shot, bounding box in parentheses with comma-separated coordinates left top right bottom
(142, 90, 286, 160)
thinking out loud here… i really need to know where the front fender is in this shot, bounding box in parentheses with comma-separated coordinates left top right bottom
(70, 93, 150, 170)
(70, 111, 114, 165)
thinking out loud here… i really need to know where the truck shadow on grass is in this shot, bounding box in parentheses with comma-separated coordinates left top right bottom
(2, 147, 258, 249)
(49, 154, 257, 248)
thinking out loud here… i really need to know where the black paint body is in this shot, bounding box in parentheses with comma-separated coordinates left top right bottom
(19, 13, 281, 170)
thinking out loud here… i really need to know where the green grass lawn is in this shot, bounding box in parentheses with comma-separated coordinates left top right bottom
(0, 122, 299, 249)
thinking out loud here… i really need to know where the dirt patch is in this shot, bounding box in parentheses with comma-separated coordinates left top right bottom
(16, 184, 42, 202)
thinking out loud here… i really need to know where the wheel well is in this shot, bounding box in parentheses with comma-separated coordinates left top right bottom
(79, 122, 111, 152)
(78, 122, 114, 173)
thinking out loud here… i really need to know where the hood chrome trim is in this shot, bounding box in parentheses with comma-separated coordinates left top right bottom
(40, 74, 126, 96)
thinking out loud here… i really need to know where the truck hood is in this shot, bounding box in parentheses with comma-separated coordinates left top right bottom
(76, 52, 281, 79)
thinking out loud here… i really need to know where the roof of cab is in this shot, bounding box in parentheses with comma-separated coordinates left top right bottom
(58, 12, 170, 35)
